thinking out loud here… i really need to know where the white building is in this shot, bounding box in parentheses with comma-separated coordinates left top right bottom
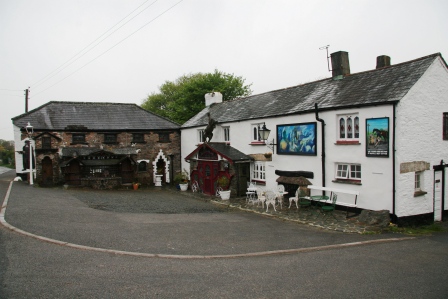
(181, 51, 448, 224)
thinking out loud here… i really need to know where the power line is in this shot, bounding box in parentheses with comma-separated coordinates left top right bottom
(31, 0, 186, 99)
(31, 0, 157, 89)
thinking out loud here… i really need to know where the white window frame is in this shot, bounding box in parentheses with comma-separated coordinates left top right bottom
(251, 123, 264, 142)
(198, 129, 205, 143)
(335, 163, 361, 181)
(415, 171, 422, 191)
(252, 161, 266, 182)
(337, 113, 360, 142)
(223, 126, 230, 142)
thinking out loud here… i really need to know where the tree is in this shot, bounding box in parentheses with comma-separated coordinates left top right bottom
(141, 70, 252, 124)
(0, 139, 14, 166)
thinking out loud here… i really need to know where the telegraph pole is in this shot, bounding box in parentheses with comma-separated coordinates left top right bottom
(24, 88, 30, 113)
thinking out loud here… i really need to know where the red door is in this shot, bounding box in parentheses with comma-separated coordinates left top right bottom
(198, 161, 219, 195)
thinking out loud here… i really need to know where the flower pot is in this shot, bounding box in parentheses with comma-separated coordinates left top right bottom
(133, 184, 139, 190)
(220, 190, 231, 200)
(179, 183, 188, 191)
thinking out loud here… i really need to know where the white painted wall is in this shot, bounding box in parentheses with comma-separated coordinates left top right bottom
(13, 125, 25, 174)
(181, 105, 395, 213)
(182, 58, 448, 218)
(394, 57, 448, 217)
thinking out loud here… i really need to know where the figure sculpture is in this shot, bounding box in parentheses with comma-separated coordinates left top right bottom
(203, 112, 218, 142)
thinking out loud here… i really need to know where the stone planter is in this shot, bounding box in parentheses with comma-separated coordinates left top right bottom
(179, 183, 188, 191)
(220, 190, 231, 200)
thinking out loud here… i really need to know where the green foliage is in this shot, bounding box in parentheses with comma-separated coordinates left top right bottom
(387, 223, 446, 235)
(0, 139, 14, 167)
(141, 69, 252, 124)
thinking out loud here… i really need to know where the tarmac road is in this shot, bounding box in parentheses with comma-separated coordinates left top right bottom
(0, 168, 447, 298)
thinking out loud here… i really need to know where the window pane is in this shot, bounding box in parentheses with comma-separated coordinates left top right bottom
(347, 117, 353, 138)
(415, 172, 421, 190)
(253, 127, 258, 141)
(354, 117, 360, 138)
(339, 118, 345, 138)
(42, 137, 51, 149)
(138, 161, 146, 172)
(350, 164, 361, 178)
(337, 164, 348, 178)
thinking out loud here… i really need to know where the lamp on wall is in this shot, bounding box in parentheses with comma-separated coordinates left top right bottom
(25, 122, 34, 185)
(258, 122, 277, 154)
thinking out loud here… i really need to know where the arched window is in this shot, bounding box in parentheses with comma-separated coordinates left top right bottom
(347, 117, 353, 138)
(138, 161, 147, 172)
(339, 118, 345, 138)
(354, 117, 360, 138)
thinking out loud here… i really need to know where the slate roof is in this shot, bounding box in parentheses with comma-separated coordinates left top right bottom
(12, 101, 180, 131)
(185, 142, 254, 163)
(183, 53, 443, 128)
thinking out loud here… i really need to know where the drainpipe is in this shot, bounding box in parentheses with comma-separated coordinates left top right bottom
(315, 103, 326, 192)
(392, 103, 397, 223)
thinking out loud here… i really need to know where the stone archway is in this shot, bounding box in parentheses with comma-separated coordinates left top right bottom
(152, 149, 170, 184)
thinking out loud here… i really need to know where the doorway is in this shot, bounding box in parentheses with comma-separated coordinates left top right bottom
(41, 156, 53, 186)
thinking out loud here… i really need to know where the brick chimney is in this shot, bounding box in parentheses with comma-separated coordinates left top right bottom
(205, 92, 223, 106)
(376, 55, 391, 69)
(330, 51, 350, 79)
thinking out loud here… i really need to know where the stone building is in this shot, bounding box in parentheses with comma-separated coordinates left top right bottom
(12, 101, 181, 188)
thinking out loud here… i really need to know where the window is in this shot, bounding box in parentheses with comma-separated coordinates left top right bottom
(42, 137, 51, 149)
(414, 172, 422, 191)
(198, 129, 205, 143)
(158, 133, 170, 143)
(443, 112, 448, 140)
(338, 114, 359, 143)
(414, 171, 428, 196)
(104, 134, 117, 143)
(138, 161, 147, 172)
(335, 163, 361, 182)
(223, 126, 230, 142)
(252, 161, 266, 182)
(251, 123, 264, 143)
(132, 133, 144, 143)
(72, 134, 85, 144)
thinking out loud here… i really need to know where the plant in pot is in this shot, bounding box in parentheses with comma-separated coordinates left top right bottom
(217, 175, 231, 200)
(174, 169, 189, 191)
(132, 180, 140, 190)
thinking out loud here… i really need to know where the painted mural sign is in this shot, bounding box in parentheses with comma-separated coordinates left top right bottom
(366, 117, 389, 157)
(277, 122, 317, 155)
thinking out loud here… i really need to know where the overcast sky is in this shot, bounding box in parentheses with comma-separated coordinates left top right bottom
(1, 0, 447, 141)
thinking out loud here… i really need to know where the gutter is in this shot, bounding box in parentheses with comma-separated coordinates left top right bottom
(315, 103, 326, 191)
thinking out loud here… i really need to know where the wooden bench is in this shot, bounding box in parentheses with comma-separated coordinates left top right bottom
(306, 185, 360, 218)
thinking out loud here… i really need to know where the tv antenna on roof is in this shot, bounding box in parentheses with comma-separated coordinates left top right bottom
(319, 45, 331, 72)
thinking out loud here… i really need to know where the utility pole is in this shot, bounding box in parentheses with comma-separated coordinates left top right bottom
(24, 88, 30, 113)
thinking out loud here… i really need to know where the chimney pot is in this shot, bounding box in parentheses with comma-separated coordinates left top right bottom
(376, 55, 391, 69)
(330, 51, 350, 79)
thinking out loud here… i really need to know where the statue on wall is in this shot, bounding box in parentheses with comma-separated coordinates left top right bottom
(22, 140, 35, 170)
(203, 112, 218, 142)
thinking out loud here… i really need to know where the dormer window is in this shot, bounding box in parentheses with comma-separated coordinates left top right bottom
(42, 137, 51, 149)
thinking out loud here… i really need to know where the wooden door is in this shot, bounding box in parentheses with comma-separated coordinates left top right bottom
(120, 159, 134, 184)
(198, 161, 219, 195)
(41, 157, 53, 186)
